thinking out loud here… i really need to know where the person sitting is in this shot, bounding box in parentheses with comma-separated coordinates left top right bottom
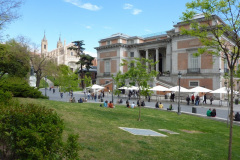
(167, 104, 173, 110)
(206, 108, 212, 117)
(137, 100, 140, 107)
(141, 101, 145, 107)
(234, 112, 240, 121)
(155, 102, 159, 108)
(69, 97, 72, 103)
(104, 100, 108, 107)
(211, 108, 216, 117)
(78, 98, 83, 103)
(72, 97, 76, 103)
(159, 102, 163, 109)
(126, 102, 130, 108)
(108, 101, 114, 108)
(131, 102, 136, 108)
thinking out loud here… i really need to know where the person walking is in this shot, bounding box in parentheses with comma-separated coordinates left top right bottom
(203, 94, 207, 104)
(60, 92, 63, 98)
(191, 94, 195, 104)
(186, 95, 190, 105)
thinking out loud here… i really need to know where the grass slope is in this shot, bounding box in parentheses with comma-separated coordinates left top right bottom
(18, 98, 240, 160)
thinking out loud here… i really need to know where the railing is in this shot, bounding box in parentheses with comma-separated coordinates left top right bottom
(187, 68, 200, 74)
(104, 72, 111, 76)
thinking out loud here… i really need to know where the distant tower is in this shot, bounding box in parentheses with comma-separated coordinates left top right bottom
(57, 34, 63, 48)
(41, 31, 48, 55)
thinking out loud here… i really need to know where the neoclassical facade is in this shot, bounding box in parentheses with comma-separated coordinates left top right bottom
(95, 15, 239, 93)
(41, 34, 79, 71)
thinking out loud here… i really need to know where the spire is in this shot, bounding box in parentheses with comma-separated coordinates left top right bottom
(43, 30, 47, 41)
(58, 33, 62, 42)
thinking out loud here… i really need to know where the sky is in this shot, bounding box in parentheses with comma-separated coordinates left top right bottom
(2, 0, 192, 57)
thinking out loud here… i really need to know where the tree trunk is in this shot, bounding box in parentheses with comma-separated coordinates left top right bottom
(36, 72, 41, 88)
(138, 89, 141, 121)
(228, 69, 234, 160)
(81, 64, 84, 89)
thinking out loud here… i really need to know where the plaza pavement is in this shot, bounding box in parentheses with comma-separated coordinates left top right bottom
(39, 88, 240, 125)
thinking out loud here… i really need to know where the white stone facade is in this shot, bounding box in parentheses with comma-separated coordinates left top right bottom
(41, 34, 79, 72)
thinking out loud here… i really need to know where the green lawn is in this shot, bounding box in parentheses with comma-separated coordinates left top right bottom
(18, 98, 240, 160)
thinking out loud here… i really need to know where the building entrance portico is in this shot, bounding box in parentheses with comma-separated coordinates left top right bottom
(138, 47, 166, 74)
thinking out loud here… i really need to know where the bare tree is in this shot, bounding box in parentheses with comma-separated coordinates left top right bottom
(0, 0, 23, 30)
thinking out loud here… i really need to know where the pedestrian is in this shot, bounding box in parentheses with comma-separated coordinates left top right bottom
(88, 92, 90, 100)
(172, 93, 175, 102)
(195, 95, 200, 105)
(94, 94, 97, 102)
(210, 96, 213, 105)
(60, 92, 63, 98)
(203, 94, 207, 104)
(186, 95, 190, 105)
(191, 94, 195, 104)
(53, 88, 55, 94)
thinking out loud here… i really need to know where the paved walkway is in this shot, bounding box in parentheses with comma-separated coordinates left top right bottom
(39, 88, 240, 125)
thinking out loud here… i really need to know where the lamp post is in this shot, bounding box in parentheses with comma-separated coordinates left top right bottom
(45, 76, 47, 97)
(178, 71, 182, 115)
(112, 80, 114, 103)
(225, 81, 229, 127)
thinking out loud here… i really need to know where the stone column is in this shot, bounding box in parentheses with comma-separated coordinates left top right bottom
(156, 48, 159, 72)
(146, 49, 149, 71)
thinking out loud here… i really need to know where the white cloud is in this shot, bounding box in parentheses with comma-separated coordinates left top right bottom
(132, 9, 142, 15)
(123, 3, 133, 9)
(64, 0, 101, 11)
(85, 26, 92, 29)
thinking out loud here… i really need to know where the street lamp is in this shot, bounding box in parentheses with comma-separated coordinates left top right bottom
(224, 80, 229, 127)
(178, 71, 182, 115)
(45, 76, 47, 97)
(112, 80, 114, 103)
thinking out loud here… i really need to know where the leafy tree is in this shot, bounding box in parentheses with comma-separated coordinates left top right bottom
(57, 64, 80, 92)
(114, 58, 157, 121)
(0, 39, 30, 79)
(30, 52, 58, 88)
(181, 0, 240, 159)
(68, 41, 94, 89)
(83, 75, 92, 88)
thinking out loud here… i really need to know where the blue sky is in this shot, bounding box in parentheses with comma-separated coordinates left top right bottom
(3, 0, 192, 57)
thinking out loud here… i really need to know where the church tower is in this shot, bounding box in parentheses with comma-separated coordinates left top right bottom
(41, 31, 48, 55)
(57, 35, 63, 48)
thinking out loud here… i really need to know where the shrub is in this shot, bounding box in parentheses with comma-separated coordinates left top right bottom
(0, 90, 12, 105)
(0, 77, 47, 99)
(0, 103, 79, 159)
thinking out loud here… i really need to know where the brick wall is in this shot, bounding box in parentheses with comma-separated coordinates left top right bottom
(181, 78, 213, 90)
(111, 60, 117, 73)
(100, 51, 117, 58)
(111, 39, 118, 44)
(100, 61, 104, 73)
(177, 38, 202, 49)
(178, 53, 188, 70)
(123, 64, 128, 73)
(201, 53, 213, 69)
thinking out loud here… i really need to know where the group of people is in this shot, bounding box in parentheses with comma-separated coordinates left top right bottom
(187, 94, 214, 106)
(206, 108, 217, 117)
(155, 102, 163, 109)
(101, 100, 114, 108)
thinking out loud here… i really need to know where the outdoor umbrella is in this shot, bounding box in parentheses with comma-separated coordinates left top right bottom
(168, 86, 190, 92)
(149, 85, 169, 91)
(210, 87, 238, 94)
(188, 86, 212, 93)
(90, 84, 105, 90)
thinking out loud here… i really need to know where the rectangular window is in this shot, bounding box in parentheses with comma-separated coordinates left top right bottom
(190, 54, 199, 69)
(71, 52, 73, 56)
(189, 81, 199, 87)
(107, 41, 110, 45)
(44, 45, 46, 49)
(130, 52, 134, 57)
(105, 81, 109, 84)
(105, 61, 110, 72)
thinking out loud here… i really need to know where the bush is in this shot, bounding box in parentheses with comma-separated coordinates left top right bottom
(0, 77, 47, 99)
(0, 90, 12, 105)
(0, 103, 79, 159)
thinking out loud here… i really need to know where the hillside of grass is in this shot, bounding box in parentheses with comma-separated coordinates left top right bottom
(18, 98, 240, 160)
